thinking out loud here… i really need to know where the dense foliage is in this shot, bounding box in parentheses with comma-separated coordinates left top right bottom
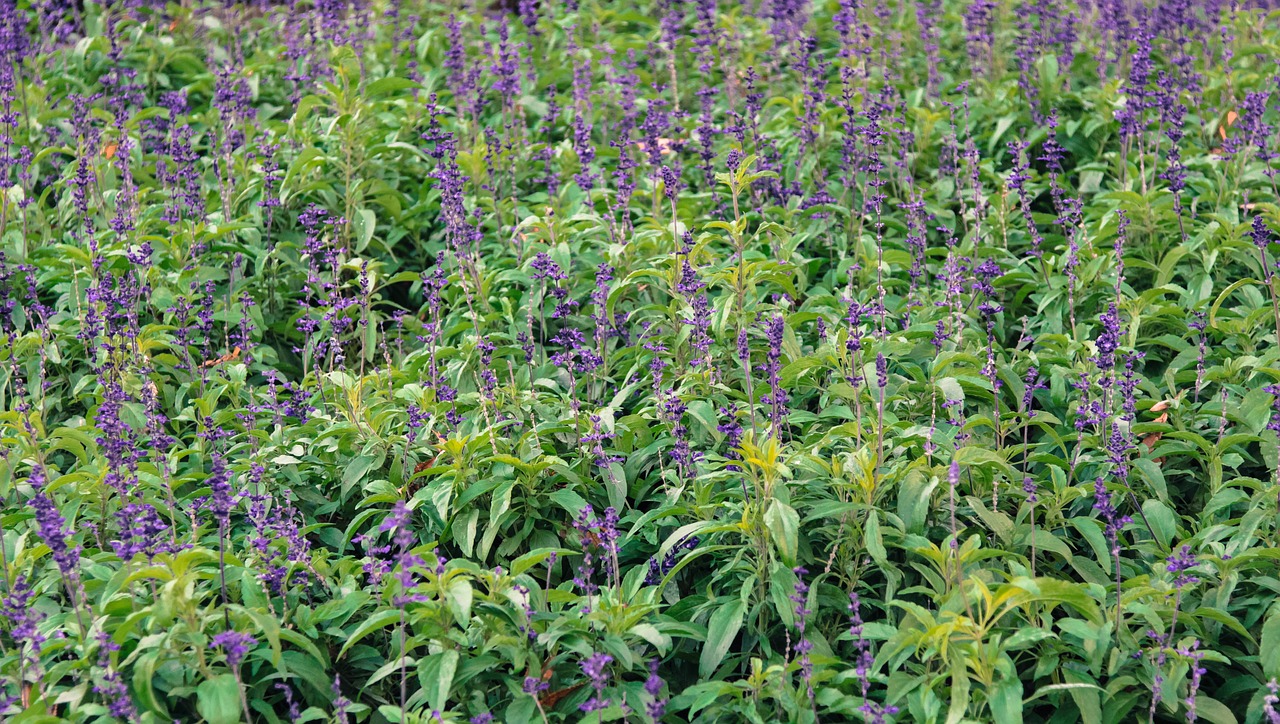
(4, 0, 1280, 721)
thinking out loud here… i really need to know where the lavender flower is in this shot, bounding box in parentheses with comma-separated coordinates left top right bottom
(763, 314, 790, 430)
(1166, 545, 1198, 589)
(3, 575, 46, 676)
(111, 502, 174, 562)
(1264, 385, 1280, 435)
(333, 675, 351, 722)
(1022, 476, 1037, 503)
(791, 567, 815, 708)
(211, 630, 257, 668)
(204, 452, 236, 532)
(849, 592, 898, 721)
(381, 503, 427, 606)
(964, 0, 1000, 72)
(717, 406, 744, 470)
(1182, 641, 1206, 722)
(644, 659, 666, 721)
(276, 683, 301, 723)
(93, 631, 135, 720)
(645, 535, 699, 585)
(578, 652, 613, 713)
(28, 466, 80, 579)
(1095, 303, 1121, 371)
(1263, 680, 1280, 724)
(583, 415, 623, 470)
(1093, 476, 1131, 551)
(573, 505, 621, 594)
(523, 675, 549, 697)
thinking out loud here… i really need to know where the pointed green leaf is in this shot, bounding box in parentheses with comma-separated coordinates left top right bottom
(699, 598, 746, 678)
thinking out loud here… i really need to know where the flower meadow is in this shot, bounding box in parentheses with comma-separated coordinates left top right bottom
(7, 0, 1280, 722)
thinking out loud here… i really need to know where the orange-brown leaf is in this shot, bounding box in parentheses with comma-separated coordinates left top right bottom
(202, 346, 242, 368)
(1142, 412, 1169, 455)
(1150, 400, 1171, 413)
(406, 438, 448, 494)
(406, 459, 435, 495)
(540, 682, 585, 709)
(635, 138, 677, 156)
(1141, 432, 1162, 453)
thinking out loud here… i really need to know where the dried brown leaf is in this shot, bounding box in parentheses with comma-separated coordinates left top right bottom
(202, 346, 242, 368)
(1142, 412, 1169, 456)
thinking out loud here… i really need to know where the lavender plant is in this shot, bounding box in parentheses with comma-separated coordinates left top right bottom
(0, 0, 1278, 722)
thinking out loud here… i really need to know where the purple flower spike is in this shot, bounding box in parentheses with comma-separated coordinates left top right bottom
(211, 630, 257, 668)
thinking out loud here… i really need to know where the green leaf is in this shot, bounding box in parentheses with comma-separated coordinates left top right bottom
(629, 622, 671, 655)
(1003, 627, 1056, 650)
(131, 651, 168, 718)
(955, 445, 1017, 479)
(1024, 682, 1102, 704)
(421, 650, 459, 712)
(1070, 517, 1113, 575)
(1261, 605, 1280, 679)
(447, 578, 473, 627)
(338, 609, 403, 659)
(699, 597, 745, 678)
(1194, 696, 1238, 724)
(378, 705, 406, 723)
(344, 454, 379, 489)
(936, 376, 965, 402)
(988, 113, 1018, 154)
(1141, 499, 1176, 548)
(366, 76, 420, 96)
(899, 470, 939, 534)
(1062, 670, 1102, 724)
(243, 607, 283, 666)
(196, 675, 242, 724)
(1188, 607, 1255, 645)
(946, 650, 971, 724)
(1209, 277, 1257, 327)
(1026, 529, 1073, 563)
(1240, 387, 1275, 435)
(865, 511, 888, 564)
(968, 497, 1014, 545)
(455, 508, 479, 556)
(764, 499, 800, 566)
(549, 488, 590, 517)
(355, 208, 376, 252)
(989, 675, 1023, 723)
(1007, 577, 1103, 624)
(504, 693, 538, 723)
(511, 547, 571, 576)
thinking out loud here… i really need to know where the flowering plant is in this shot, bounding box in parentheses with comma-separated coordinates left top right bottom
(0, 0, 1278, 722)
